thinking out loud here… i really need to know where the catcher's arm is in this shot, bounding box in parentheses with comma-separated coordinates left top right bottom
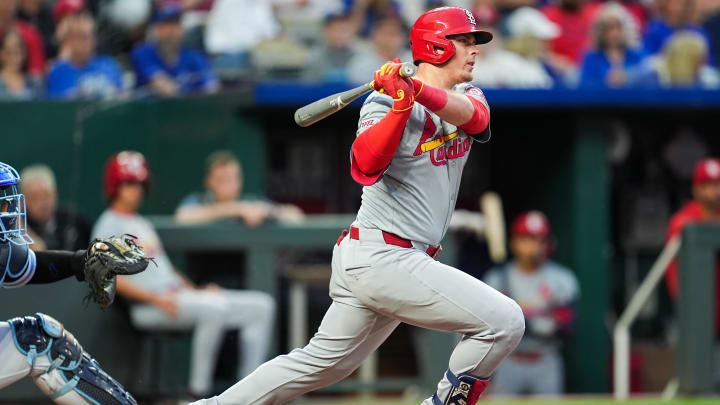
(28, 240, 114, 285)
(29, 249, 90, 284)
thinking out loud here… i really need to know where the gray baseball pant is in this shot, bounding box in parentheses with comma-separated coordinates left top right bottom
(130, 289, 276, 394)
(193, 227, 525, 405)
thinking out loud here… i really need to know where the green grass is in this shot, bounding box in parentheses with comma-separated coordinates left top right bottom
(304, 400, 720, 405)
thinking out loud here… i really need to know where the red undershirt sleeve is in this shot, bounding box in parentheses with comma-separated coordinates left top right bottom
(459, 95, 490, 135)
(350, 108, 412, 186)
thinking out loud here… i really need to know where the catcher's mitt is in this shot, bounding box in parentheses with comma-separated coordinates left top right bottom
(84, 235, 150, 308)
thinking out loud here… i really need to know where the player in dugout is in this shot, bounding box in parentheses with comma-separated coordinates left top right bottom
(666, 158, 720, 343)
(91, 151, 276, 398)
(191, 6, 525, 405)
(175, 150, 304, 227)
(484, 211, 579, 396)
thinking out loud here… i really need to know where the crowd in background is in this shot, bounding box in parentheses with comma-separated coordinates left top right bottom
(1, 0, 720, 100)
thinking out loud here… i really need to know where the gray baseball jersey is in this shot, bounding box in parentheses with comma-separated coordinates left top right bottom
(190, 85, 526, 405)
(484, 260, 579, 354)
(484, 261, 578, 395)
(353, 83, 490, 246)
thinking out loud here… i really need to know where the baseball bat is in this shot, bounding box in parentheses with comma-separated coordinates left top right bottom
(294, 62, 417, 128)
(481, 192, 507, 263)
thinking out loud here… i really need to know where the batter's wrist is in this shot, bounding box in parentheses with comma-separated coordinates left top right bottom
(413, 80, 448, 112)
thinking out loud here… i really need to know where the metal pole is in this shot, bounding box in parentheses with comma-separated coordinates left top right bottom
(613, 237, 681, 400)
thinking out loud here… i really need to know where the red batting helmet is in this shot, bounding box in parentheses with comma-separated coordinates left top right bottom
(103, 151, 150, 200)
(410, 7, 493, 65)
(693, 158, 720, 185)
(511, 210, 551, 238)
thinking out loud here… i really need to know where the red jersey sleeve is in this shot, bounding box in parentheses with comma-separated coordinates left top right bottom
(665, 212, 687, 298)
(350, 95, 412, 186)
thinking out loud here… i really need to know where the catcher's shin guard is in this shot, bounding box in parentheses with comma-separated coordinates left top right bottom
(432, 369, 489, 405)
(8, 313, 137, 405)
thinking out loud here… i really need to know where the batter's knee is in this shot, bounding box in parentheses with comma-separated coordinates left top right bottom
(498, 299, 525, 354)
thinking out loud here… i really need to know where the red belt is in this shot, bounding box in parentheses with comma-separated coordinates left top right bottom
(338, 226, 441, 258)
(511, 352, 543, 363)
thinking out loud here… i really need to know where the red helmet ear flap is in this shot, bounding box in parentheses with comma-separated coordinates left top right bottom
(414, 31, 455, 64)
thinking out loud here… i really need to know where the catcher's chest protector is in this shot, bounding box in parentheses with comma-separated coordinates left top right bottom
(0, 239, 36, 288)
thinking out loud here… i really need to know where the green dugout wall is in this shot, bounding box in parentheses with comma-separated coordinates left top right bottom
(0, 92, 265, 220)
(0, 91, 610, 395)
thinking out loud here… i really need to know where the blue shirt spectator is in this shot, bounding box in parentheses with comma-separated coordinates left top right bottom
(643, 19, 711, 57)
(45, 12, 123, 99)
(642, 0, 712, 60)
(47, 56, 123, 98)
(131, 43, 218, 94)
(132, 5, 219, 97)
(580, 49, 643, 88)
(580, 2, 642, 88)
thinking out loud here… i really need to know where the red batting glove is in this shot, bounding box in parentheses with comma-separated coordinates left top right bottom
(372, 61, 415, 112)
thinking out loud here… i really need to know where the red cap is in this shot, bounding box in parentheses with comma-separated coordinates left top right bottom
(53, 0, 85, 23)
(103, 151, 150, 200)
(410, 7, 493, 65)
(693, 158, 720, 185)
(511, 211, 551, 238)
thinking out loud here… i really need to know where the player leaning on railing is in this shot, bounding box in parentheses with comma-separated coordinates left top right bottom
(192, 7, 525, 405)
(0, 161, 150, 405)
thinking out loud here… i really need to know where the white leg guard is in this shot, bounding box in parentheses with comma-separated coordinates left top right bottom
(6, 313, 137, 405)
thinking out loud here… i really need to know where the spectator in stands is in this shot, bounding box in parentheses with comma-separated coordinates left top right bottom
(347, 0, 402, 37)
(20, 164, 91, 251)
(498, 7, 564, 88)
(132, 5, 219, 97)
(53, 0, 87, 60)
(484, 211, 579, 396)
(643, 0, 710, 58)
(579, 2, 642, 88)
(176, 150, 304, 226)
(347, 17, 411, 84)
(272, 0, 344, 46)
(0, 30, 37, 99)
(16, 0, 57, 58)
(665, 158, 720, 339)
(46, 13, 124, 99)
(156, 0, 214, 51)
(203, 0, 279, 72)
(0, 0, 45, 77)
(542, 0, 595, 66)
(93, 151, 276, 397)
(631, 31, 720, 88)
(303, 12, 359, 82)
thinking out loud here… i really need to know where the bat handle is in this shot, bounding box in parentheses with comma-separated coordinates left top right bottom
(399, 62, 417, 78)
(371, 62, 416, 91)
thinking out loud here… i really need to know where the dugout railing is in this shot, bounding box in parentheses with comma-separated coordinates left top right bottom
(614, 223, 719, 400)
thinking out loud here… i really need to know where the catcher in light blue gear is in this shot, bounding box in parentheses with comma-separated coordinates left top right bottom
(0, 161, 150, 405)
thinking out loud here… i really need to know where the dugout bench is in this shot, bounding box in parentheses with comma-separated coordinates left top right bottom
(149, 214, 461, 395)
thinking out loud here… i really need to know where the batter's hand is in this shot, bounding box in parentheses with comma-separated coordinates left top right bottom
(373, 61, 415, 112)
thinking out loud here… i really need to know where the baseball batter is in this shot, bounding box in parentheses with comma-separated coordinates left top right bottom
(0, 161, 142, 405)
(192, 7, 525, 405)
